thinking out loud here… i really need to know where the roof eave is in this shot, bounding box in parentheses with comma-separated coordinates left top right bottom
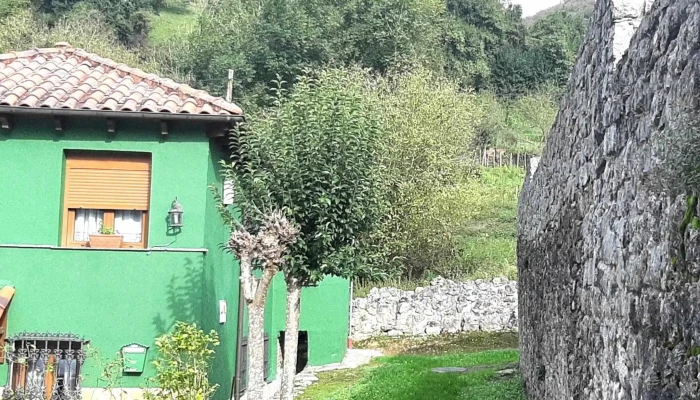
(0, 106, 245, 124)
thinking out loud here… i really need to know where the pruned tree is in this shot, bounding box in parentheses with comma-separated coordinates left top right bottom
(223, 68, 385, 400)
(221, 209, 298, 400)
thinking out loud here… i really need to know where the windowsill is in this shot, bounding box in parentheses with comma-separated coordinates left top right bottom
(0, 244, 208, 253)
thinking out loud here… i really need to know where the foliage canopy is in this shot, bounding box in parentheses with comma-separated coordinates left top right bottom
(226, 69, 385, 284)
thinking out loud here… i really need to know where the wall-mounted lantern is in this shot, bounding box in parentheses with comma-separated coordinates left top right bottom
(121, 343, 149, 373)
(168, 197, 184, 228)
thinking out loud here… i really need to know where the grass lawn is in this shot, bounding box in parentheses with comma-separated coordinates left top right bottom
(149, 5, 198, 45)
(458, 167, 523, 281)
(299, 333, 524, 400)
(355, 331, 519, 356)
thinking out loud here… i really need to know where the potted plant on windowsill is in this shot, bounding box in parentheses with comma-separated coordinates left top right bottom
(89, 226, 123, 248)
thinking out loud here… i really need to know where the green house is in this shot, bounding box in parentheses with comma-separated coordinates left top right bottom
(0, 44, 350, 400)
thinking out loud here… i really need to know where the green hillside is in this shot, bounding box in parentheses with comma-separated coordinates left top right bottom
(149, 5, 199, 45)
(0, 0, 590, 283)
(525, 0, 595, 24)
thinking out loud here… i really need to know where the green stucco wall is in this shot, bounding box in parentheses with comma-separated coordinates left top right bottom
(0, 116, 224, 391)
(0, 115, 351, 399)
(0, 248, 205, 388)
(0, 117, 210, 248)
(264, 275, 350, 380)
(201, 143, 239, 400)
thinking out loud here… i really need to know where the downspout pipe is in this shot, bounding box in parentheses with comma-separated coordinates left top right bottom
(233, 281, 246, 400)
(0, 105, 245, 123)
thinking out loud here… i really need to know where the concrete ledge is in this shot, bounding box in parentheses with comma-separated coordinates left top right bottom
(0, 244, 208, 253)
(0, 388, 155, 400)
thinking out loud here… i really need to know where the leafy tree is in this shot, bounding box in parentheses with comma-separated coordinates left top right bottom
(529, 11, 587, 57)
(371, 69, 486, 279)
(0, 0, 30, 19)
(225, 68, 384, 400)
(441, 14, 492, 88)
(185, 0, 258, 102)
(441, 0, 525, 88)
(33, 0, 157, 45)
(247, 0, 340, 98)
(336, 0, 444, 73)
(489, 45, 553, 97)
(490, 11, 586, 96)
(187, 0, 340, 106)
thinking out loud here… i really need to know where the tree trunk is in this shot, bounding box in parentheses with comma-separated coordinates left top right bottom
(246, 302, 266, 400)
(246, 267, 277, 400)
(279, 278, 302, 400)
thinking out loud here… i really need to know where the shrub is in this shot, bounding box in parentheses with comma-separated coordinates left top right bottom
(368, 69, 487, 279)
(651, 113, 700, 197)
(146, 322, 220, 400)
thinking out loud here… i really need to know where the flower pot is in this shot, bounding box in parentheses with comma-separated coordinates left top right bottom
(89, 234, 123, 249)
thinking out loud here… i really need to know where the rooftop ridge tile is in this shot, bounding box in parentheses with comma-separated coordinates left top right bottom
(0, 46, 243, 116)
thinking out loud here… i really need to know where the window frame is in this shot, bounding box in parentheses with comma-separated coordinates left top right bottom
(60, 151, 152, 249)
(62, 209, 149, 249)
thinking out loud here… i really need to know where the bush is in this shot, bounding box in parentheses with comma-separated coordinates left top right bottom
(650, 113, 700, 196)
(367, 69, 488, 279)
(146, 322, 220, 400)
(473, 89, 558, 156)
(0, 0, 29, 19)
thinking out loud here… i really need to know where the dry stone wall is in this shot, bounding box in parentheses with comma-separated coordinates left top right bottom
(350, 277, 517, 340)
(519, 0, 700, 398)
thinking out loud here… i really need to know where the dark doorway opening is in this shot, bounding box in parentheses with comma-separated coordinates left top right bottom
(279, 331, 309, 373)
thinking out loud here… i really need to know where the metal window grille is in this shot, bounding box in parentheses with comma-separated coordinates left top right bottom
(2, 332, 89, 400)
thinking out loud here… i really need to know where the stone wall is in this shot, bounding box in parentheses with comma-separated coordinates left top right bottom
(350, 277, 517, 340)
(518, 0, 700, 398)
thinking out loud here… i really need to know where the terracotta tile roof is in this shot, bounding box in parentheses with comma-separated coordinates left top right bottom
(0, 43, 243, 116)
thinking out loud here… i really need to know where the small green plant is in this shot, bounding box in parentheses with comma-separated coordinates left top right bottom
(650, 112, 700, 196)
(692, 217, 700, 230)
(145, 322, 220, 400)
(98, 225, 115, 235)
(85, 348, 126, 400)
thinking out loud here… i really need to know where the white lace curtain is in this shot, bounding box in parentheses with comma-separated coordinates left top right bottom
(73, 209, 142, 243)
(73, 210, 103, 242)
(115, 210, 142, 243)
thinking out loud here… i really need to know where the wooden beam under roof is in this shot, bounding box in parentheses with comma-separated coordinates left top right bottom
(54, 116, 65, 132)
(0, 114, 12, 131)
(106, 118, 117, 135)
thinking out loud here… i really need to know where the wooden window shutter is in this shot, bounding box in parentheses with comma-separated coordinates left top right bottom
(65, 152, 151, 210)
